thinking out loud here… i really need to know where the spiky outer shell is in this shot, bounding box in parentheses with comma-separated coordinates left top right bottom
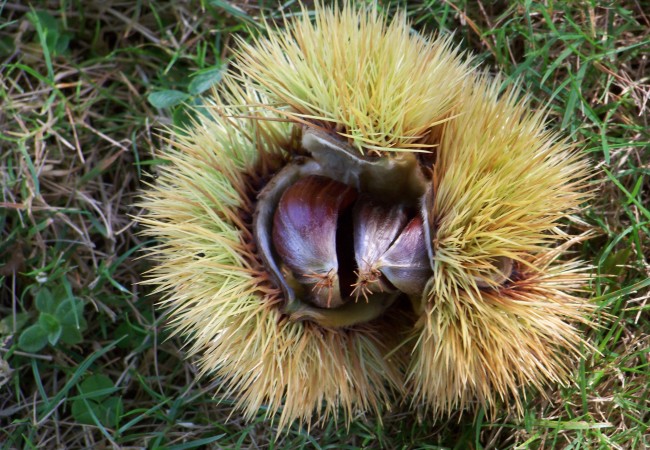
(139, 3, 593, 428)
(409, 75, 593, 417)
(138, 80, 409, 427)
(234, 3, 472, 154)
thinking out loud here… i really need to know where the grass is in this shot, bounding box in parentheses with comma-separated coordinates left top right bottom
(0, 0, 648, 448)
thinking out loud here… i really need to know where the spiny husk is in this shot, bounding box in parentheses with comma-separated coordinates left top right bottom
(428, 74, 592, 296)
(138, 78, 407, 428)
(410, 250, 594, 418)
(234, 2, 473, 154)
(139, 3, 596, 428)
(410, 74, 595, 416)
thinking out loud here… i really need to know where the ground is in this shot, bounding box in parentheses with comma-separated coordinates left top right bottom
(0, 1, 649, 448)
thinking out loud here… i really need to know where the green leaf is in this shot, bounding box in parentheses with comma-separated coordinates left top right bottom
(188, 65, 225, 95)
(79, 374, 115, 401)
(38, 340, 122, 422)
(38, 313, 60, 334)
(51, 283, 69, 304)
(148, 90, 190, 109)
(60, 326, 83, 345)
(0, 312, 30, 335)
(29, 11, 59, 33)
(18, 324, 49, 353)
(35, 288, 56, 314)
(27, 10, 71, 56)
(39, 313, 62, 345)
(172, 105, 193, 129)
(55, 298, 85, 327)
(101, 396, 123, 428)
(114, 321, 141, 349)
(72, 396, 123, 428)
(29, 11, 58, 63)
(602, 247, 632, 278)
(47, 327, 62, 346)
(71, 398, 99, 425)
(55, 31, 72, 54)
(73, 375, 122, 427)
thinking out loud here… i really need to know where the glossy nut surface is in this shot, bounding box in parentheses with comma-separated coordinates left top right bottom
(272, 175, 357, 308)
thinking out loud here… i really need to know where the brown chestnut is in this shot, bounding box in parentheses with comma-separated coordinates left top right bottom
(272, 175, 357, 308)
